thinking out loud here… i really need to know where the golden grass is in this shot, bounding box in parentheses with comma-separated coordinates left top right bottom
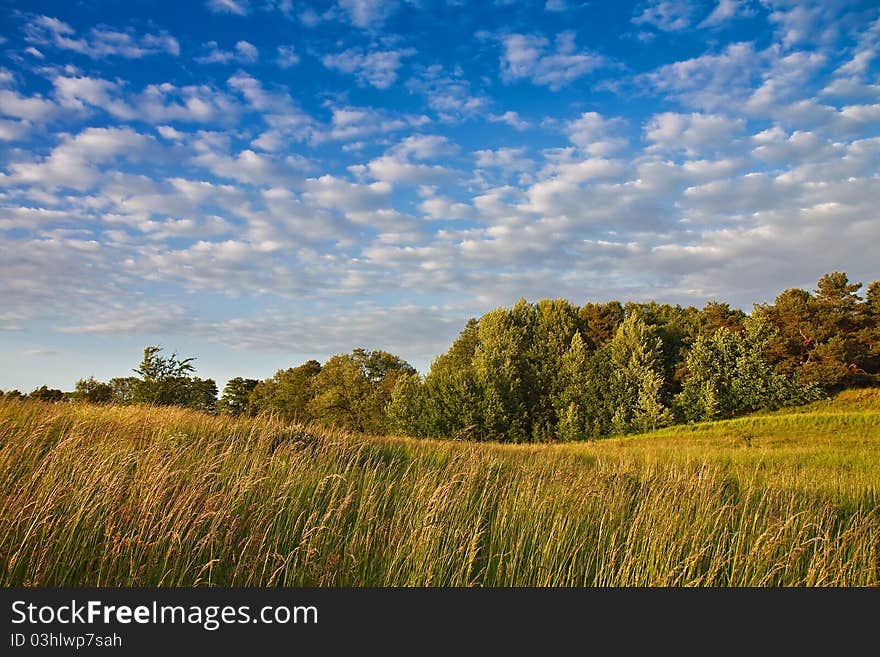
(1, 391, 878, 586)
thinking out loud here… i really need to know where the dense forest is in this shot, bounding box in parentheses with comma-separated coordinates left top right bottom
(4, 271, 878, 443)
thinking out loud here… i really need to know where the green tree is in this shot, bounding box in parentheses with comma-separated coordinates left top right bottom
(579, 301, 624, 350)
(29, 385, 64, 402)
(531, 298, 583, 440)
(676, 316, 822, 422)
(858, 280, 880, 379)
(109, 377, 139, 404)
(308, 350, 415, 433)
(249, 360, 322, 421)
(218, 377, 259, 416)
(471, 300, 539, 442)
(555, 332, 592, 441)
(607, 314, 673, 434)
(131, 346, 197, 406)
(184, 378, 218, 413)
(387, 373, 428, 435)
(71, 377, 113, 404)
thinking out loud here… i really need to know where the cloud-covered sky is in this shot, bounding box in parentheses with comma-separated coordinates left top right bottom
(1, 0, 879, 390)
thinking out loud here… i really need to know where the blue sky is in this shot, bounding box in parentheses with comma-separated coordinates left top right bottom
(1, 0, 879, 392)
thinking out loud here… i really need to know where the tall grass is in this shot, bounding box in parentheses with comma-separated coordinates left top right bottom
(1, 394, 878, 586)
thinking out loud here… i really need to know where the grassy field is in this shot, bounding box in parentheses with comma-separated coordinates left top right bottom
(1, 389, 878, 586)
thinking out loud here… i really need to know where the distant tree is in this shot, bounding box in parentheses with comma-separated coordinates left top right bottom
(29, 385, 64, 402)
(218, 377, 259, 416)
(71, 377, 113, 404)
(397, 319, 486, 439)
(531, 299, 583, 440)
(185, 378, 218, 413)
(607, 314, 673, 434)
(700, 301, 746, 335)
(579, 301, 624, 350)
(676, 316, 822, 422)
(130, 346, 198, 406)
(308, 354, 375, 432)
(470, 300, 540, 442)
(387, 373, 428, 435)
(555, 332, 592, 441)
(308, 350, 415, 433)
(757, 286, 816, 378)
(249, 360, 321, 421)
(2, 389, 25, 400)
(858, 280, 880, 378)
(758, 272, 874, 390)
(109, 377, 139, 404)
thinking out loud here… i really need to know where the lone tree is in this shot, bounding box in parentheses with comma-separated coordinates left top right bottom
(131, 346, 215, 411)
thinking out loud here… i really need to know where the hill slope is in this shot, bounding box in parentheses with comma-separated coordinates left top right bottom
(1, 391, 878, 586)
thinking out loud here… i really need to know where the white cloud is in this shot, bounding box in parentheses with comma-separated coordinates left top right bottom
(566, 112, 628, 155)
(227, 72, 315, 144)
(3, 127, 160, 190)
(644, 112, 745, 155)
(632, 0, 696, 32)
(24, 15, 179, 58)
(642, 41, 763, 111)
(336, 0, 398, 29)
(0, 88, 59, 122)
(322, 47, 416, 89)
(390, 134, 458, 160)
(313, 105, 428, 143)
(764, 0, 843, 49)
(406, 65, 489, 120)
(276, 45, 300, 68)
(205, 0, 250, 14)
(418, 188, 476, 221)
(499, 31, 605, 90)
(0, 118, 31, 141)
(355, 155, 453, 185)
(195, 305, 466, 362)
(192, 148, 311, 187)
(52, 75, 242, 124)
(474, 147, 534, 175)
(196, 40, 259, 64)
(303, 175, 392, 215)
(698, 0, 754, 28)
(489, 111, 530, 130)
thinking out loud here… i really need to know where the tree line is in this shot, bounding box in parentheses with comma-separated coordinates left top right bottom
(3, 272, 877, 442)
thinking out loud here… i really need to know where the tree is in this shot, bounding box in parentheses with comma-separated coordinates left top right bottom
(471, 300, 539, 442)
(676, 316, 822, 422)
(607, 314, 673, 434)
(218, 377, 259, 416)
(555, 332, 592, 441)
(249, 360, 322, 421)
(858, 280, 880, 378)
(308, 354, 375, 432)
(308, 350, 415, 433)
(579, 301, 624, 350)
(700, 301, 746, 335)
(387, 373, 428, 435)
(131, 346, 196, 406)
(184, 378, 218, 413)
(531, 299, 583, 439)
(109, 377, 139, 404)
(128, 346, 216, 411)
(71, 377, 113, 404)
(29, 385, 64, 402)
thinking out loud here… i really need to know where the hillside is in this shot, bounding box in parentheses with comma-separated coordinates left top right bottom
(1, 390, 878, 586)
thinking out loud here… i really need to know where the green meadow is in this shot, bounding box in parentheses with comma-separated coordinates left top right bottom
(2, 389, 878, 587)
